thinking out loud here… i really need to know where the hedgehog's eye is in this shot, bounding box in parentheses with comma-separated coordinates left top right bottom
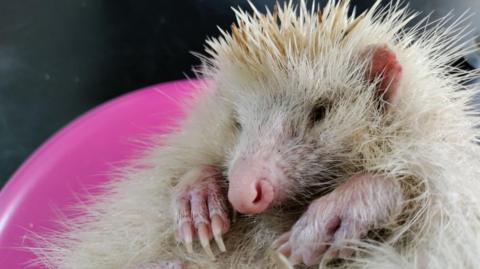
(310, 104, 327, 124)
(233, 118, 242, 131)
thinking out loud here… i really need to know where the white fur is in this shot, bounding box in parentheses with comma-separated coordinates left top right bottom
(33, 1, 480, 268)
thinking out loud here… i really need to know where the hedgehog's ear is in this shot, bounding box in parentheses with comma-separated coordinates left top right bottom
(361, 44, 402, 104)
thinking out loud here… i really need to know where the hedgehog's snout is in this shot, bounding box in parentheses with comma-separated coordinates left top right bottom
(228, 177, 274, 214)
(227, 155, 283, 214)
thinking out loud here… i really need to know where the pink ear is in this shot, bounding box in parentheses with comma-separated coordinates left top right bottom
(363, 44, 402, 104)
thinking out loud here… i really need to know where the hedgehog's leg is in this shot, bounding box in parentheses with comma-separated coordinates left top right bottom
(173, 166, 230, 259)
(272, 173, 402, 266)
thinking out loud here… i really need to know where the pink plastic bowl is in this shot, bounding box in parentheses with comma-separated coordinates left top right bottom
(0, 80, 199, 268)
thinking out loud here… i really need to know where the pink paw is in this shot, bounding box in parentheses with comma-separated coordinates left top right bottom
(173, 166, 230, 259)
(272, 174, 402, 266)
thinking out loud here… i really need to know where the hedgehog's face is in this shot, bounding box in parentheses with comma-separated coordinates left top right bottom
(225, 44, 402, 214)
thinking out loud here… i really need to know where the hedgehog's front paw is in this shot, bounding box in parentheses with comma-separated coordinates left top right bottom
(173, 166, 230, 259)
(272, 173, 402, 266)
(272, 198, 361, 267)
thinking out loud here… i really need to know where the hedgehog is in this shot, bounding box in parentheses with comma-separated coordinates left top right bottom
(34, 0, 480, 268)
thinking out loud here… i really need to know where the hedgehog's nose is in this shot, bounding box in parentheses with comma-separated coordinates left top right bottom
(228, 177, 274, 214)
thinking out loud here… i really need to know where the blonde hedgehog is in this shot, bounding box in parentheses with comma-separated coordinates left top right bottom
(34, 0, 480, 268)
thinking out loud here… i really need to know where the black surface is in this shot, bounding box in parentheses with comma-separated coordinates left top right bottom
(0, 0, 269, 185)
(1, 0, 479, 187)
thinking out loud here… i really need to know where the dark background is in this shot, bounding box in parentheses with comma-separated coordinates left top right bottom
(1, 0, 479, 187)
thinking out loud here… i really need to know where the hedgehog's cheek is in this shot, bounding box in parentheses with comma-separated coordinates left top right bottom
(227, 157, 283, 214)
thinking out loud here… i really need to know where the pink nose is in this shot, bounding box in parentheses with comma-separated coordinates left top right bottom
(228, 178, 274, 214)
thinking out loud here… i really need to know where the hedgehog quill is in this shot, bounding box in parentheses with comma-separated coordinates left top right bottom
(35, 1, 480, 268)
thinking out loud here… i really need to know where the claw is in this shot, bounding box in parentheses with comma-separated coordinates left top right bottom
(276, 252, 294, 269)
(198, 224, 215, 260)
(271, 232, 291, 249)
(211, 215, 226, 252)
(288, 251, 303, 266)
(277, 243, 291, 257)
(181, 224, 193, 253)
